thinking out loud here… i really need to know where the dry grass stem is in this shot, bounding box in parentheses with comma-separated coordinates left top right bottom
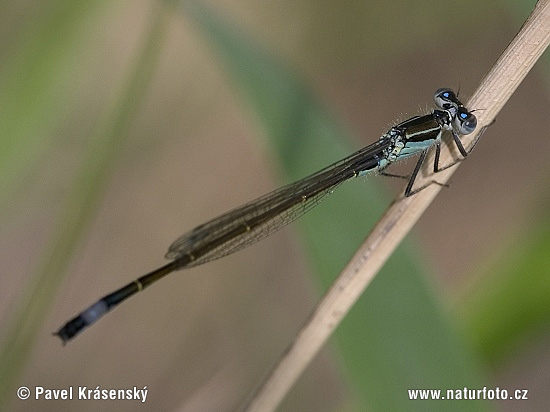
(242, 1, 550, 410)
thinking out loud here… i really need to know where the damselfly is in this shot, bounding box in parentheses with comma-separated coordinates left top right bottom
(56, 88, 478, 343)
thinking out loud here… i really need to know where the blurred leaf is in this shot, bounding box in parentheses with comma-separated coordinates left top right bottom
(0, 3, 167, 408)
(181, 2, 488, 410)
(458, 198, 550, 364)
(0, 1, 103, 216)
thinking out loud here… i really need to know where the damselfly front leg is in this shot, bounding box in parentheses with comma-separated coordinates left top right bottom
(434, 122, 491, 172)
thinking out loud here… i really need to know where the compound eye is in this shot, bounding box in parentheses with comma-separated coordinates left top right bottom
(455, 107, 477, 135)
(434, 88, 458, 110)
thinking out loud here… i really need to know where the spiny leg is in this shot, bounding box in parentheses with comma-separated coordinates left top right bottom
(379, 150, 447, 197)
(404, 149, 450, 197)
(379, 170, 410, 180)
(435, 123, 491, 172)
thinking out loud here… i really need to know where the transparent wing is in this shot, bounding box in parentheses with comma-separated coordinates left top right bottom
(167, 138, 391, 268)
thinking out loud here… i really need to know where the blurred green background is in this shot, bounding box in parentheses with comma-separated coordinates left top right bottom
(0, 0, 549, 411)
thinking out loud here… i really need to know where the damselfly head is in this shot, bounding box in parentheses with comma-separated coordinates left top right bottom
(434, 88, 460, 111)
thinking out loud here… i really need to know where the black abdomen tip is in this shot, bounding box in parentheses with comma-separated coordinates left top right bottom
(54, 315, 87, 344)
